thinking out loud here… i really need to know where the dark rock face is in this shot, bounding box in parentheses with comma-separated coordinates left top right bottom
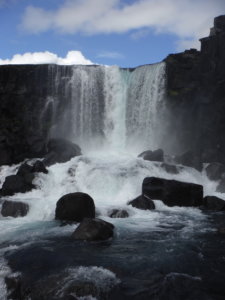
(71, 218, 114, 241)
(203, 196, 225, 211)
(128, 195, 155, 210)
(5, 274, 22, 300)
(165, 15, 225, 165)
(1, 174, 35, 196)
(138, 149, 164, 162)
(43, 138, 81, 166)
(1, 200, 29, 217)
(143, 177, 203, 207)
(55, 192, 95, 222)
(205, 162, 225, 181)
(108, 209, 129, 218)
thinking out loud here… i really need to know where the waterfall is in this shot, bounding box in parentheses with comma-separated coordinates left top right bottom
(48, 62, 166, 153)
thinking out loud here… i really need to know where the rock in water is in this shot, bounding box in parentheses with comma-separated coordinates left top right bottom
(43, 138, 81, 166)
(1, 174, 35, 196)
(138, 149, 164, 162)
(108, 209, 129, 218)
(203, 196, 225, 211)
(128, 195, 155, 210)
(175, 151, 202, 171)
(143, 177, 203, 207)
(71, 218, 114, 241)
(160, 162, 179, 174)
(55, 192, 95, 222)
(1, 200, 29, 217)
(32, 160, 48, 174)
(205, 162, 225, 181)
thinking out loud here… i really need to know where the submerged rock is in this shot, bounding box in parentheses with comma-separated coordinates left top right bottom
(205, 162, 225, 181)
(160, 162, 179, 174)
(128, 195, 155, 210)
(71, 218, 114, 241)
(32, 160, 48, 174)
(108, 209, 129, 218)
(43, 138, 81, 166)
(203, 196, 225, 211)
(143, 177, 203, 207)
(175, 151, 202, 171)
(55, 192, 95, 222)
(216, 178, 225, 193)
(138, 149, 164, 162)
(1, 200, 29, 217)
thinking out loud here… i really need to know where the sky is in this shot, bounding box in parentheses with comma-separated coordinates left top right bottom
(0, 0, 224, 67)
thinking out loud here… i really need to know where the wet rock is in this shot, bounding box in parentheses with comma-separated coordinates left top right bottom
(32, 160, 48, 174)
(143, 177, 203, 207)
(71, 218, 114, 241)
(203, 196, 225, 211)
(5, 273, 22, 300)
(205, 162, 225, 181)
(108, 209, 129, 218)
(128, 195, 155, 210)
(160, 163, 179, 174)
(1, 174, 35, 196)
(16, 163, 33, 176)
(138, 149, 164, 162)
(175, 151, 203, 171)
(55, 192, 95, 222)
(43, 138, 81, 166)
(1, 200, 29, 217)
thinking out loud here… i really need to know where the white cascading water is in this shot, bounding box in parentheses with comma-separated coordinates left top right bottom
(0, 62, 223, 299)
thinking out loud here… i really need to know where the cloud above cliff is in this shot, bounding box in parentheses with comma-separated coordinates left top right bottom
(20, 0, 225, 49)
(0, 51, 94, 65)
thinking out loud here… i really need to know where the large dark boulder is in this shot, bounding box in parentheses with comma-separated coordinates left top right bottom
(108, 209, 129, 218)
(55, 192, 95, 222)
(138, 149, 164, 162)
(203, 196, 225, 211)
(1, 174, 35, 196)
(71, 218, 114, 241)
(43, 138, 81, 166)
(1, 200, 29, 217)
(143, 177, 203, 207)
(205, 162, 225, 181)
(128, 195, 155, 210)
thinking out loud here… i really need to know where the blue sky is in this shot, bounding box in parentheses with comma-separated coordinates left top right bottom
(0, 0, 224, 67)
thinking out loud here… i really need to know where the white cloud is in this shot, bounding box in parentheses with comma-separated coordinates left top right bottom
(20, 0, 225, 50)
(97, 51, 124, 59)
(0, 50, 94, 65)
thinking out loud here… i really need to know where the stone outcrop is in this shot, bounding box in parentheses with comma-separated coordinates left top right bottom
(128, 194, 155, 210)
(165, 15, 225, 164)
(1, 200, 29, 217)
(143, 177, 203, 207)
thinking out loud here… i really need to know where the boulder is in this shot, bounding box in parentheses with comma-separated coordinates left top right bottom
(160, 163, 179, 174)
(43, 138, 81, 166)
(203, 196, 225, 211)
(71, 218, 114, 241)
(55, 192, 95, 222)
(32, 160, 48, 174)
(1, 174, 35, 196)
(108, 209, 129, 218)
(205, 162, 225, 181)
(143, 177, 203, 207)
(138, 149, 164, 162)
(128, 195, 155, 210)
(175, 151, 202, 171)
(17, 163, 33, 176)
(1, 200, 29, 217)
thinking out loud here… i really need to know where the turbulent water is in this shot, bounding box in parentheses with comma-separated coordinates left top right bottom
(1, 63, 225, 299)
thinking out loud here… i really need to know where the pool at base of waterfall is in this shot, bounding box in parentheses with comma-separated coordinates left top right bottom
(1, 154, 225, 300)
